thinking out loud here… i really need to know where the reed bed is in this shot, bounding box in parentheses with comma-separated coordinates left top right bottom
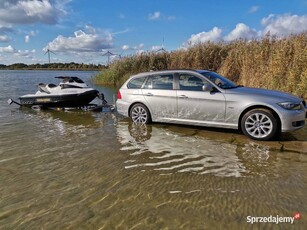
(93, 33, 307, 98)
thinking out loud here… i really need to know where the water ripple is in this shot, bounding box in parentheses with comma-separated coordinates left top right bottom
(117, 122, 247, 177)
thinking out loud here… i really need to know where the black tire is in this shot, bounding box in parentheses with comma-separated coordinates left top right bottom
(130, 103, 151, 124)
(241, 109, 279, 141)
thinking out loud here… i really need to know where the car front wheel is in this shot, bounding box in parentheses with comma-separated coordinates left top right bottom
(241, 109, 279, 141)
(130, 103, 151, 124)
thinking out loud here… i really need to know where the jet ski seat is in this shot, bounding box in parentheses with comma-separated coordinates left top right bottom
(48, 84, 57, 88)
(38, 83, 49, 93)
(38, 83, 57, 94)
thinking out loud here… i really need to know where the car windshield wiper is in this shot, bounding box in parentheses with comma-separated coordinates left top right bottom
(223, 86, 237, 89)
(223, 85, 244, 89)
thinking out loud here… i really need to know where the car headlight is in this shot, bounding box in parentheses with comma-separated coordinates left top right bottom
(277, 102, 302, 110)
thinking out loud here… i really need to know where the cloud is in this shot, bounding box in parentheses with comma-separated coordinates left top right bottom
(224, 23, 259, 41)
(167, 16, 176, 20)
(25, 35, 30, 43)
(112, 28, 131, 35)
(0, 45, 15, 53)
(120, 43, 146, 55)
(0, 26, 14, 34)
(84, 25, 96, 34)
(24, 30, 39, 43)
(187, 27, 222, 46)
(29, 30, 39, 36)
(148, 11, 176, 21)
(0, 26, 14, 42)
(248, 6, 259, 14)
(121, 43, 144, 52)
(148, 11, 161, 20)
(0, 0, 68, 25)
(45, 27, 113, 53)
(14, 49, 36, 57)
(183, 13, 307, 47)
(122, 45, 129, 50)
(0, 34, 10, 42)
(151, 45, 163, 51)
(186, 24, 259, 46)
(261, 14, 307, 36)
(0, 44, 36, 57)
(138, 43, 144, 49)
(0, 45, 37, 64)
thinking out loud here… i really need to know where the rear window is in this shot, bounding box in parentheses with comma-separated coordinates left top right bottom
(127, 76, 146, 89)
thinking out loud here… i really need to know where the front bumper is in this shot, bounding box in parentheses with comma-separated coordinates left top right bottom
(279, 107, 306, 132)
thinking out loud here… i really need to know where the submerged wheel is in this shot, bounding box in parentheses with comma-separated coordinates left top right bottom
(130, 103, 151, 124)
(241, 109, 278, 141)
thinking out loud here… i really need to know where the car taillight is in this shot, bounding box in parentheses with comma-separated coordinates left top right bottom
(117, 91, 122, 99)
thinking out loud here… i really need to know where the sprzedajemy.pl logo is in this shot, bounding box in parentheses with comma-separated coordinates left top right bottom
(247, 212, 301, 225)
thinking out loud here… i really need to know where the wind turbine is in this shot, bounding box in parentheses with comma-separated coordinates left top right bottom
(155, 37, 167, 53)
(117, 50, 125, 59)
(102, 50, 116, 66)
(44, 48, 55, 64)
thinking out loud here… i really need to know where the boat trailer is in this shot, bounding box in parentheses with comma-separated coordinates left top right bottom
(8, 92, 116, 113)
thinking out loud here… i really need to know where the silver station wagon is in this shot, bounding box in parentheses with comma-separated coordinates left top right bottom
(116, 70, 306, 141)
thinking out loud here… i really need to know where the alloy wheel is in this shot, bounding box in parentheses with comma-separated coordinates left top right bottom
(244, 112, 273, 139)
(131, 105, 149, 123)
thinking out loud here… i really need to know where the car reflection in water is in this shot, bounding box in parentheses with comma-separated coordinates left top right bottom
(116, 121, 261, 177)
(18, 108, 118, 152)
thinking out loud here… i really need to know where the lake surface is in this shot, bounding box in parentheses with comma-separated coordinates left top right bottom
(0, 70, 306, 229)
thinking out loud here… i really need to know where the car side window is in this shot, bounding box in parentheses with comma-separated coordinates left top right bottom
(127, 76, 147, 89)
(179, 74, 206, 91)
(144, 74, 173, 90)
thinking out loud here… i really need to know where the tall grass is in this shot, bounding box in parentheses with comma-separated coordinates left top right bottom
(94, 33, 307, 98)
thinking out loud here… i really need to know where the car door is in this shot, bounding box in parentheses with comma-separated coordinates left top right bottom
(176, 73, 226, 123)
(141, 74, 177, 121)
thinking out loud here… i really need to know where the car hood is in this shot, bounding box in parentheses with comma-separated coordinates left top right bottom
(226, 87, 302, 102)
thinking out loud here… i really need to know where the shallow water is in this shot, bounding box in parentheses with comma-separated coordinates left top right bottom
(0, 70, 306, 229)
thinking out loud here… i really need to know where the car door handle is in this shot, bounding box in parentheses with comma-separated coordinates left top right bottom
(146, 93, 154, 96)
(179, 95, 188, 99)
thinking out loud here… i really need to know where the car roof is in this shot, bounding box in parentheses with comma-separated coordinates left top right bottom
(130, 69, 211, 78)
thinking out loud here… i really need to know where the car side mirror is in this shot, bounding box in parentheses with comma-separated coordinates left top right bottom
(202, 84, 213, 92)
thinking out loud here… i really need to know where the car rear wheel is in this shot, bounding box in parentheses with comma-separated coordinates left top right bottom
(130, 103, 151, 124)
(241, 109, 278, 141)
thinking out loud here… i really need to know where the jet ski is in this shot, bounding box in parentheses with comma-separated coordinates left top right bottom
(18, 76, 100, 108)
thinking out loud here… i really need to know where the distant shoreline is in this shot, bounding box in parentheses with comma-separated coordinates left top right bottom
(0, 68, 102, 71)
(0, 62, 107, 71)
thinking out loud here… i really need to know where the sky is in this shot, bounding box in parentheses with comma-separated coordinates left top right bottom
(0, 0, 306, 65)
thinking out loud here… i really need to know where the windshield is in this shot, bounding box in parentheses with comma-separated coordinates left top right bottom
(56, 76, 85, 84)
(200, 72, 238, 89)
(71, 77, 85, 83)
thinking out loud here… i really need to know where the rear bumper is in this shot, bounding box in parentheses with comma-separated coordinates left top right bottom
(116, 100, 130, 117)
